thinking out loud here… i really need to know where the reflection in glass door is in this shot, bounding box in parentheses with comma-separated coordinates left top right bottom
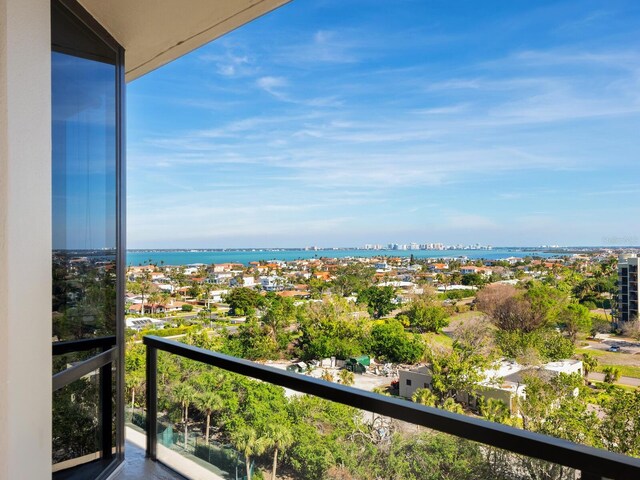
(51, 1, 124, 478)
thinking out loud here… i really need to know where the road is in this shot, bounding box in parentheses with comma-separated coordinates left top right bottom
(587, 372, 640, 388)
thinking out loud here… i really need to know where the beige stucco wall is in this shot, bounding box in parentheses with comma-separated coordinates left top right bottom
(399, 369, 432, 399)
(476, 388, 517, 414)
(0, 0, 52, 477)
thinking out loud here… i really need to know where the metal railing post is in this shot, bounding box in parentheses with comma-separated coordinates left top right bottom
(99, 345, 113, 461)
(146, 344, 158, 460)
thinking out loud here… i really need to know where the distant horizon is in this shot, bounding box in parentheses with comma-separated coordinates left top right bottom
(124, 245, 639, 267)
(126, 245, 640, 251)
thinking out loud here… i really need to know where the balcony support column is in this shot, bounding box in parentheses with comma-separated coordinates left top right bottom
(0, 0, 52, 478)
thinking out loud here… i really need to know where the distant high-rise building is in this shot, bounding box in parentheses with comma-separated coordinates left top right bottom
(618, 254, 639, 323)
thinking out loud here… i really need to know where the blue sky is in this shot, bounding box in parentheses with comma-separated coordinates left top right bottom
(127, 0, 640, 249)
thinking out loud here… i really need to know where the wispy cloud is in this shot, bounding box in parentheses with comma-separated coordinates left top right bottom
(256, 75, 289, 98)
(199, 49, 256, 77)
(274, 29, 361, 65)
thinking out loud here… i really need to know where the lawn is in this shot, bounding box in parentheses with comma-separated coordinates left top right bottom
(576, 348, 616, 359)
(593, 364, 640, 379)
(446, 310, 481, 323)
(589, 381, 639, 393)
(576, 348, 640, 379)
(423, 332, 454, 350)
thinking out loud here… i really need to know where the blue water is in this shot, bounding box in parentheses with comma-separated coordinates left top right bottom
(126, 248, 555, 266)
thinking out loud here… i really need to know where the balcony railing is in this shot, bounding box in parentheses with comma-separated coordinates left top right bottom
(143, 335, 640, 480)
(52, 336, 120, 479)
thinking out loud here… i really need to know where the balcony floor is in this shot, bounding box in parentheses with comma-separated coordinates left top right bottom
(113, 441, 186, 480)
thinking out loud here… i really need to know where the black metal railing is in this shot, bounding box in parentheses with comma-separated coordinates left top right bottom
(143, 335, 640, 480)
(52, 335, 118, 480)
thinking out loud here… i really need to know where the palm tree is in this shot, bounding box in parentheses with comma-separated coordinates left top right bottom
(442, 397, 464, 414)
(573, 277, 597, 305)
(478, 397, 510, 424)
(230, 426, 269, 480)
(196, 391, 223, 445)
(338, 369, 355, 386)
(411, 388, 436, 407)
(372, 386, 389, 396)
(581, 352, 598, 380)
(265, 424, 293, 480)
(173, 384, 195, 450)
(202, 283, 213, 310)
(136, 270, 153, 315)
(410, 388, 437, 432)
(148, 290, 161, 314)
(169, 267, 187, 299)
(160, 291, 171, 310)
(126, 372, 145, 412)
(602, 366, 620, 384)
(600, 257, 617, 278)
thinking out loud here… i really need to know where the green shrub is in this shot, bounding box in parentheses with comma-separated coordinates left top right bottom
(455, 304, 470, 314)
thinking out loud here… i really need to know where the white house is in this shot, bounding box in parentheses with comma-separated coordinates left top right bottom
(375, 262, 390, 272)
(260, 275, 284, 291)
(399, 359, 583, 416)
(208, 272, 233, 284)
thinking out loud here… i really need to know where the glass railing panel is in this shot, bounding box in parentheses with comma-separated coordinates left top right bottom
(52, 364, 116, 477)
(143, 337, 640, 479)
(53, 349, 101, 375)
(151, 350, 582, 480)
(154, 350, 243, 479)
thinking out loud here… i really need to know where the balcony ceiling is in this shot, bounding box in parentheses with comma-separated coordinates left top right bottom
(77, 0, 290, 82)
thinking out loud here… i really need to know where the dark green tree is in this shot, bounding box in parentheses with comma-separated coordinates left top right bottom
(405, 300, 449, 333)
(428, 344, 486, 404)
(358, 286, 395, 319)
(558, 303, 592, 343)
(331, 264, 375, 296)
(369, 319, 425, 363)
(461, 273, 485, 286)
(224, 287, 264, 316)
(599, 389, 640, 456)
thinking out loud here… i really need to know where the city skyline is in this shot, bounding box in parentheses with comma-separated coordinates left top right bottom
(127, 0, 640, 249)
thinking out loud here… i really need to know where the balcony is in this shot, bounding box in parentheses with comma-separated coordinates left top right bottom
(134, 336, 640, 480)
(113, 441, 186, 480)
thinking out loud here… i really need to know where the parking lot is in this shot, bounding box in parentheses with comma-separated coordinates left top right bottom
(587, 334, 640, 357)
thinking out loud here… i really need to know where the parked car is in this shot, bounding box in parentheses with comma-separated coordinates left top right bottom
(608, 345, 621, 352)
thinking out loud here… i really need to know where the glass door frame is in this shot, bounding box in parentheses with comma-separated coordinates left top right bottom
(51, 0, 126, 478)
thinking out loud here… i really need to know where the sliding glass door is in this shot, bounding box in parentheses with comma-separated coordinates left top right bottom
(51, 1, 125, 478)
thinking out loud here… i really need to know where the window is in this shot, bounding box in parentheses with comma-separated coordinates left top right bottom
(51, 0, 125, 478)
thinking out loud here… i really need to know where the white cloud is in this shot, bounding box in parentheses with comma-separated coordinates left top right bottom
(199, 50, 254, 77)
(275, 29, 361, 65)
(255, 76, 292, 101)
